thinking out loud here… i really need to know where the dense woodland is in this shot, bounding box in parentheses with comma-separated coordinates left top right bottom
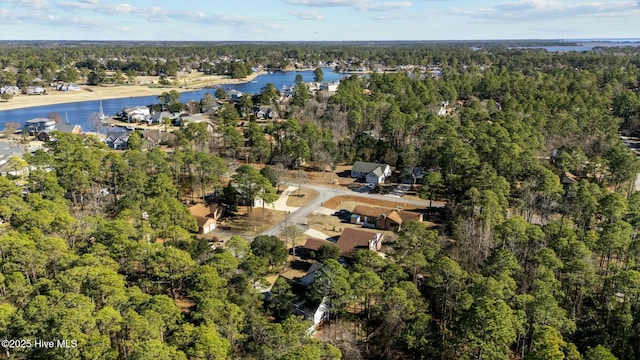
(2, 42, 640, 359)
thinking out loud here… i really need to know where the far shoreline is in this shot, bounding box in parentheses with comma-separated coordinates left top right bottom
(0, 71, 265, 112)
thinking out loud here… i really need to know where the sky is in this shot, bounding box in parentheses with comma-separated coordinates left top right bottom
(0, 0, 639, 41)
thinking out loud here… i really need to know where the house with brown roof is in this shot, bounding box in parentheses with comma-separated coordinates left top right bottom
(302, 237, 335, 258)
(350, 205, 423, 231)
(335, 228, 384, 257)
(189, 203, 221, 234)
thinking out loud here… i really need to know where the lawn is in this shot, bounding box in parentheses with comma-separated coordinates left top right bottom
(286, 188, 319, 207)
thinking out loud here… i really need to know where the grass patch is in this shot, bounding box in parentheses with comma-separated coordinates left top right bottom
(286, 188, 319, 207)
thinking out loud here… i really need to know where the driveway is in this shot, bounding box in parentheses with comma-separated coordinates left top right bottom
(304, 228, 331, 239)
(271, 186, 300, 213)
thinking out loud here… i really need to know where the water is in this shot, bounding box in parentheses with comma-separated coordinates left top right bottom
(514, 39, 640, 52)
(0, 69, 345, 131)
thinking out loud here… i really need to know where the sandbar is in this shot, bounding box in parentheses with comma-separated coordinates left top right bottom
(0, 71, 264, 112)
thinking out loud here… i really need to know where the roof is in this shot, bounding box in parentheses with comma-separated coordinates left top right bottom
(195, 216, 216, 228)
(189, 203, 212, 217)
(352, 205, 390, 218)
(352, 161, 387, 174)
(370, 167, 384, 178)
(105, 131, 129, 139)
(25, 117, 54, 124)
(55, 124, 81, 133)
(398, 211, 423, 222)
(336, 228, 383, 257)
(385, 211, 403, 225)
(303, 238, 335, 252)
(297, 262, 324, 286)
(561, 171, 579, 184)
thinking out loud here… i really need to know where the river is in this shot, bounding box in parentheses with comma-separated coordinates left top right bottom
(0, 69, 346, 131)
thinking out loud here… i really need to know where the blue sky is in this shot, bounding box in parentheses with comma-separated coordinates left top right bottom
(0, 0, 639, 41)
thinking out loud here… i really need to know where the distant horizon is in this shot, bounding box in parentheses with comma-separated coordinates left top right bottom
(1, 0, 638, 42)
(2, 38, 640, 44)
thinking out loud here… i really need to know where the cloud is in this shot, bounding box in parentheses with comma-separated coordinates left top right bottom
(2, 0, 50, 9)
(358, 1, 411, 11)
(289, 10, 324, 19)
(457, 0, 640, 21)
(287, 0, 411, 11)
(286, 0, 358, 6)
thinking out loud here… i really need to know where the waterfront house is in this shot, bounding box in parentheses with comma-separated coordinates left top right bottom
(26, 86, 45, 95)
(24, 118, 56, 135)
(319, 81, 340, 92)
(37, 124, 82, 141)
(1, 86, 21, 95)
(57, 83, 81, 91)
(122, 107, 151, 123)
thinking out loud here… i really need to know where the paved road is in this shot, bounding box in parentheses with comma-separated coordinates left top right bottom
(258, 182, 445, 238)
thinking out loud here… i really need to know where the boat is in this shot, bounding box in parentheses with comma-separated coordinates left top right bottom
(99, 99, 108, 121)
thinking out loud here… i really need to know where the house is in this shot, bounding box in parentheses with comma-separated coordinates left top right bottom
(351, 205, 423, 231)
(24, 118, 56, 135)
(301, 237, 335, 258)
(189, 203, 222, 234)
(282, 85, 296, 98)
(56, 123, 83, 135)
(319, 81, 340, 92)
(57, 83, 81, 91)
(122, 106, 151, 123)
(25, 86, 45, 95)
(105, 131, 130, 150)
(228, 89, 244, 102)
(179, 114, 207, 125)
(351, 161, 392, 184)
(335, 227, 384, 257)
(306, 297, 329, 334)
(1, 86, 21, 95)
(254, 106, 279, 120)
(0, 156, 28, 177)
(37, 124, 82, 141)
(561, 171, 579, 186)
(150, 111, 177, 125)
(141, 129, 177, 149)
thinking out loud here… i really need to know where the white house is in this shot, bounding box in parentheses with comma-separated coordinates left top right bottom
(351, 161, 392, 184)
(319, 81, 340, 92)
(57, 83, 81, 91)
(122, 106, 151, 123)
(1, 86, 20, 95)
(26, 86, 45, 95)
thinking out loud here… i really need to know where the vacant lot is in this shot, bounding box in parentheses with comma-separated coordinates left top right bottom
(220, 206, 288, 235)
(322, 195, 424, 211)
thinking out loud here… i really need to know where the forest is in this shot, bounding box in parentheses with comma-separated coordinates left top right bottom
(2, 42, 640, 359)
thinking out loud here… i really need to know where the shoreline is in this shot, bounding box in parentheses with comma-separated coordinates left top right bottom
(0, 71, 264, 112)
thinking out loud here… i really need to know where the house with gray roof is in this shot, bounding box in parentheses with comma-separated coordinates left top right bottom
(105, 131, 130, 150)
(351, 161, 392, 184)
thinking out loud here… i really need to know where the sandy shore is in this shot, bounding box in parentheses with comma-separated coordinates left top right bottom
(0, 72, 264, 112)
